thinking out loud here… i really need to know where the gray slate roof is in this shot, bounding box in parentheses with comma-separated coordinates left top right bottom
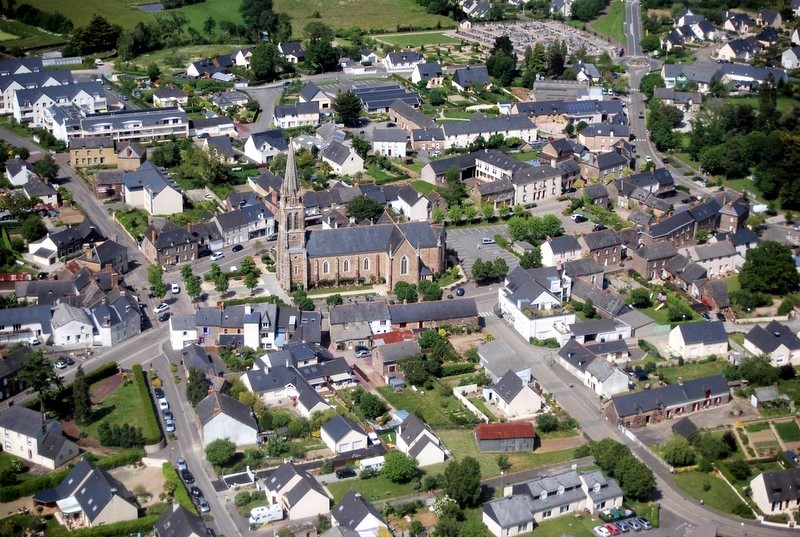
(493, 370, 526, 404)
(453, 65, 490, 88)
(676, 320, 727, 345)
(745, 321, 800, 353)
(321, 415, 365, 442)
(545, 235, 580, 255)
(306, 221, 442, 258)
(610, 374, 729, 418)
(332, 490, 385, 531)
(154, 505, 207, 537)
(196, 391, 257, 430)
(388, 298, 477, 324)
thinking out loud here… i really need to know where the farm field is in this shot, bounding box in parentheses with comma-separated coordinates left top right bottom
(128, 44, 243, 69)
(376, 31, 462, 47)
(0, 20, 67, 49)
(274, 0, 454, 32)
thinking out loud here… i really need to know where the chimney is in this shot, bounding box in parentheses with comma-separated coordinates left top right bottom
(245, 305, 252, 315)
(103, 316, 110, 327)
(677, 377, 683, 386)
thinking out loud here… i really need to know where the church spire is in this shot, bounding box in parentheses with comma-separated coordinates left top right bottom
(282, 140, 300, 205)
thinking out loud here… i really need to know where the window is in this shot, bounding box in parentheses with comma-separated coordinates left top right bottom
(560, 505, 569, 513)
(400, 256, 408, 275)
(542, 510, 551, 518)
(517, 523, 528, 532)
(343, 260, 350, 273)
(322, 261, 329, 274)
(363, 258, 370, 270)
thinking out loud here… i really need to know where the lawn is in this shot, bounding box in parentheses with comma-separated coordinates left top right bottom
(744, 422, 770, 433)
(377, 32, 463, 47)
(658, 359, 727, 384)
(436, 428, 582, 478)
(377, 384, 477, 428)
(411, 179, 437, 195)
(775, 420, 800, 442)
(274, 0, 454, 32)
(724, 96, 796, 116)
(725, 275, 741, 294)
(467, 396, 497, 422)
(130, 44, 243, 70)
(673, 471, 746, 515)
(114, 208, 149, 240)
(730, 332, 745, 346)
(531, 512, 605, 536)
(326, 470, 438, 502)
(0, 20, 67, 50)
(719, 177, 761, 201)
(778, 378, 800, 405)
(0, 452, 39, 482)
(79, 378, 161, 445)
(591, 0, 627, 47)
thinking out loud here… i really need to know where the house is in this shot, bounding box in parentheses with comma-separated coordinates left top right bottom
(579, 150, 629, 183)
(299, 82, 332, 111)
(717, 38, 761, 62)
(186, 55, 234, 78)
(320, 415, 368, 454)
(475, 421, 536, 452)
(0, 347, 33, 402)
(578, 124, 630, 153)
(472, 149, 561, 205)
(154, 505, 208, 537)
(213, 203, 275, 246)
(123, 162, 182, 216)
(584, 183, 610, 206)
(192, 115, 236, 138)
(441, 115, 538, 150)
(682, 241, 739, 277)
(202, 135, 237, 164)
(0, 57, 43, 76)
(373, 340, 421, 378)
(50, 302, 93, 346)
(329, 301, 392, 349)
(653, 88, 701, 113)
(388, 299, 479, 331)
(141, 221, 199, 268)
(278, 41, 305, 64)
(628, 242, 678, 280)
(411, 63, 444, 88)
(13, 81, 106, 125)
(233, 48, 252, 68)
(452, 65, 490, 92)
(744, 321, 800, 367)
(557, 340, 630, 397)
(352, 83, 420, 113)
(573, 62, 601, 84)
(242, 365, 332, 418)
(383, 51, 425, 72)
(332, 491, 388, 537)
(322, 141, 364, 176)
(478, 340, 533, 384)
(384, 184, 430, 221)
(550, 0, 573, 18)
(33, 459, 138, 528)
(90, 290, 142, 347)
(27, 220, 106, 266)
(263, 461, 331, 521)
(23, 177, 59, 206)
(0, 68, 71, 115)
(750, 468, 800, 515)
(196, 391, 258, 447)
(274, 102, 320, 129)
(153, 87, 188, 108)
(395, 413, 446, 466)
(389, 98, 437, 132)
(564, 318, 631, 345)
(540, 235, 582, 267)
(783, 46, 800, 69)
(0, 405, 79, 469)
(68, 137, 117, 169)
(244, 129, 288, 163)
(579, 229, 622, 267)
(603, 374, 731, 427)
(372, 128, 407, 159)
(498, 266, 576, 341)
(723, 11, 754, 34)
(750, 385, 790, 409)
(668, 321, 728, 359)
(5, 157, 36, 186)
(757, 8, 782, 29)
(211, 90, 249, 111)
(661, 64, 721, 94)
(483, 369, 544, 418)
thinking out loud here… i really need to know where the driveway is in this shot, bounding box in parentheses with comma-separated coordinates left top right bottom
(242, 86, 283, 132)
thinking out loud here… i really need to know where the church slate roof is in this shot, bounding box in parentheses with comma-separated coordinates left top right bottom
(305, 221, 441, 257)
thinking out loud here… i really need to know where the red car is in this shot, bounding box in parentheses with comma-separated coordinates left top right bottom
(604, 524, 621, 536)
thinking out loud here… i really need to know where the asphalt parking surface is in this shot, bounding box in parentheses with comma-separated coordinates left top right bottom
(446, 224, 519, 276)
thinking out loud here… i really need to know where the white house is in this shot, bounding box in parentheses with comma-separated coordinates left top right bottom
(668, 321, 728, 359)
(411, 63, 444, 88)
(298, 82, 332, 111)
(5, 157, 36, 186)
(196, 392, 258, 447)
(0, 69, 72, 115)
(541, 236, 582, 267)
(395, 413, 447, 467)
(372, 128, 407, 159)
(783, 46, 800, 69)
(383, 51, 425, 73)
(234, 48, 252, 68)
(322, 141, 364, 176)
(744, 321, 800, 367)
(558, 340, 630, 398)
(332, 490, 388, 537)
(386, 185, 429, 221)
(50, 302, 94, 347)
(273, 102, 320, 129)
(562, 318, 631, 346)
(483, 369, 544, 418)
(682, 241, 740, 277)
(152, 87, 188, 108)
(0, 405, 79, 470)
(0, 305, 52, 345)
(170, 315, 198, 350)
(263, 461, 332, 521)
(498, 266, 576, 341)
(441, 115, 538, 150)
(244, 130, 288, 163)
(123, 161, 183, 216)
(278, 41, 305, 64)
(320, 415, 368, 454)
(750, 468, 800, 515)
(13, 81, 106, 125)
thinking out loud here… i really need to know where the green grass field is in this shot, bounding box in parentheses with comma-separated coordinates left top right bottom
(0, 20, 67, 49)
(128, 44, 243, 70)
(673, 471, 745, 515)
(591, 0, 627, 47)
(275, 0, 454, 32)
(377, 32, 462, 47)
(325, 468, 443, 502)
(377, 384, 476, 428)
(658, 359, 727, 384)
(0, 29, 18, 41)
(79, 378, 161, 444)
(775, 420, 800, 442)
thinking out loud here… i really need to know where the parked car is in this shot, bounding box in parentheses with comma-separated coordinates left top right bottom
(604, 523, 621, 536)
(197, 497, 210, 513)
(616, 521, 631, 533)
(210, 252, 225, 261)
(355, 348, 371, 358)
(335, 468, 357, 479)
(701, 312, 712, 321)
(562, 187, 578, 194)
(593, 224, 608, 232)
(177, 457, 187, 471)
(171, 283, 180, 294)
(159, 312, 170, 322)
(636, 518, 652, 530)
(594, 526, 612, 537)
(54, 357, 75, 369)
(481, 237, 495, 245)
(368, 432, 380, 446)
(153, 302, 169, 314)
(627, 519, 643, 531)
(190, 485, 203, 498)
(571, 214, 588, 223)
(716, 312, 726, 322)
(159, 399, 169, 410)
(455, 287, 465, 296)
(163, 409, 173, 421)
(154, 387, 165, 399)
(232, 244, 244, 252)
(181, 469, 194, 484)
(165, 419, 175, 433)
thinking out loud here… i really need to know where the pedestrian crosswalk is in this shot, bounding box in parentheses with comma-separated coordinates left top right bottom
(479, 311, 496, 318)
(634, 138, 647, 142)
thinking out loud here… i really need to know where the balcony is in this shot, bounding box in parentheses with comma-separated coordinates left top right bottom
(523, 302, 574, 319)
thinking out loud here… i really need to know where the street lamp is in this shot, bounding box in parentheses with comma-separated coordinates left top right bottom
(500, 471, 504, 495)
(740, 522, 744, 537)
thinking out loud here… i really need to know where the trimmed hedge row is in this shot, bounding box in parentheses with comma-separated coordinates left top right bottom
(441, 363, 477, 377)
(162, 462, 198, 515)
(132, 364, 162, 444)
(44, 515, 159, 537)
(85, 449, 144, 470)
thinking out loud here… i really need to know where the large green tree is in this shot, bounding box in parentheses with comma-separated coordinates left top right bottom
(18, 351, 63, 411)
(186, 368, 209, 406)
(148, 264, 167, 298)
(737, 354, 779, 386)
(33, 154, 58, 182)
(382, 451, 419, 483)
(205, 438, 237, 466)
(72, 365, 92, 424)
(639, 72, 666, 100)
(69, 14, 120, 55)
(347, 195, 383, 222)
(332, 91, 362, 127)
(662, 435, 695, 467)
(739, 241, 800, 295)
(249, 42, 283, 82)
(443, 457, 482, 507)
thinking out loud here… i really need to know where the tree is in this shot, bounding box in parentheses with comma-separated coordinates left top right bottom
(443, 457, 482, 507)
(351, 135, 371, 159)
(399, 355, 438, 385)
(497, 454, 511, 473)
(639, 72, 666, 100)
(429, 88, 446, 105)
(486, 49, 516, 87)
(691, 431, 731, 461)
(352, 388, 388, 419)
(69, 14, 120, 54)
(591, 438, 630, 475)
(394, 281, 418, 303)
(435, 515, 461, 537)
(616, 456, 656, 501)
(662, 436, 695, 467)
(536, 413, 560, 433)
(33, 153, 58, 181)
(460, 520, 490, 537)
(481, 203, 494, 221)
(18, 351, 63, 411)
(640, 34, 661, 53)
(442, 165, 467, 206)
(249, 41, 282, 82)
(304, 21, 334, 44)
(214, 272, 229, 294)
(147, 63, 160, 83)
(727, 457, 751, 481)
(383, 451, 419, 483)
(148, 264, 166, 298)
(432, 205, 445, 223)
(332, 91, 362, 127)
(186, 368, 209, 406)
(306, 40, 339, 73)
(326, 294, 343, 306)
(418, 280, 443, 302)
(628, 288, 653, 308)
(571, 0, 606, 21)
(292, 290, 315, 311)
(739, 241, 800, 295)
(244, 271, 259, 295)
(21, 215, 46, 241)
(315, 515, 332, 533)
(737, 354, 779, 386)
(203, 16, 216, 35)
(72, 365, 91, 425)
(519, 248, 542, 269)
(205, 438, 237, 467)
(347, 195, 383, 222)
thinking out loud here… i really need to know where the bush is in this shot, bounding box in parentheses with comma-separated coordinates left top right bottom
(731, 502, 755, 519)
(43, 516, 160, 537)
(441, 363, 476, 377)
(778, 298, 795, 316)
(235, 491, 252, 506)
(132, 365, 161, 444)
(162, 463, 197, 515)
(530, 337, 560, 348)
(98, 422, 144, 448)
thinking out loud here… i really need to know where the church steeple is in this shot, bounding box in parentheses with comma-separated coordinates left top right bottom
(281, 140, 301, 207)
(277, 141, 307, 291)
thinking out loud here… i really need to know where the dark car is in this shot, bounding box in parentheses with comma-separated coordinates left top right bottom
(701, 312, 712, 321)
(54, 357, 75, 369)
(716, 312, 726, 321)
(573, 215, 588, 223)
(592, 224, 607, 232)
(335, 468, 357, 479)
(163, 409, 174, 421)
(232, 244, 244, 252)
(455, 287, 465, 296)
(561, 187, 577, 194)
(159, 312, 170, 322)
(154, 387, 165, 399)
(181, 469, 195, 484)
(190, 485, 203, 498)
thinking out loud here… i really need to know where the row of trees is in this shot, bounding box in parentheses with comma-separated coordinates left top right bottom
(591, 439, 657, 501)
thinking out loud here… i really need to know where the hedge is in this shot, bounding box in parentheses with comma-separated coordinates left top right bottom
(162, 463, 198, 515)
(25, 361, 119, 415)
(441, 363, 476, 377)
(85, 449, 144, 470)
(132, 364, 162, 444)
(44, 515, 159, 537)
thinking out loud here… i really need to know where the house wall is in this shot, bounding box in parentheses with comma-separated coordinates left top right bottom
(750, 474, 799, 514)
(373, 140, 407, 158)
(482, 512, 530, 537)
(286, 488, 331, 520)
(504, 388, 544, 418)
(497, 287, 575, 341)
(69, 147, 118, 169)
(147, 187, 183, 216)
(91, 495, 138, 527)
(608, 392, 729, 427)
(541, 243, 581, 267)
(274, 111, 319, 129)
(415, 441, 446, 466)
(52, 320, 93, 346)
(323, 428, 367, 453)
(668, 330, 728, 359)
(204, 414, 257, 447)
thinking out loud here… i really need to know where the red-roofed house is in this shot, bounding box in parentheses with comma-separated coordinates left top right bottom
(474, 421, 536, 452)
(371, 330, 416, 345)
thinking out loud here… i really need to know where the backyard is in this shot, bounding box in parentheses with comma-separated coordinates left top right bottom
(657, 358, 727, 384)
(114, 208, 149, 240)
(673, 471, 747, 516)
(377, 384, 478, 428)
(325, 465, 444, 503)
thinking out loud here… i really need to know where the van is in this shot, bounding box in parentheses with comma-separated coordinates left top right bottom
(359, 455, 385, 472)
(249, 504, 283, 524)
(481, 237, 495, 245)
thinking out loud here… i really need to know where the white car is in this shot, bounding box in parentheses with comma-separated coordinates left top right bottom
(153, 302, 169, 314)
(171, 283, 180, 294)
(165, 419, 175, 433)
(158, 398, 169, 410)
(593, 526, 612, 537)
(210, 252, 225, 261)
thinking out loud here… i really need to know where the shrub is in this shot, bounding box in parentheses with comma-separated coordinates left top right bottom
(778, 298, 795, 316)
(162, 463, 197, 515)
(43, 516, 160, 537)
(132, 364, 161, 444)
(441, 363, 476, 376)
(235, 491, 252, 506)
(731, 502, 755, 519)
(530, 337, 560, 348)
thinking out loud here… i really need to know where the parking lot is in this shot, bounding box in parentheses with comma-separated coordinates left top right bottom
(447, 224, 520, 277)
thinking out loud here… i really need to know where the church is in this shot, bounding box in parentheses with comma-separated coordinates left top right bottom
(276, 146, 447, 291)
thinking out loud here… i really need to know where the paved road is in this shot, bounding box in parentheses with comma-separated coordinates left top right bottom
(625, 0, 643, 57)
